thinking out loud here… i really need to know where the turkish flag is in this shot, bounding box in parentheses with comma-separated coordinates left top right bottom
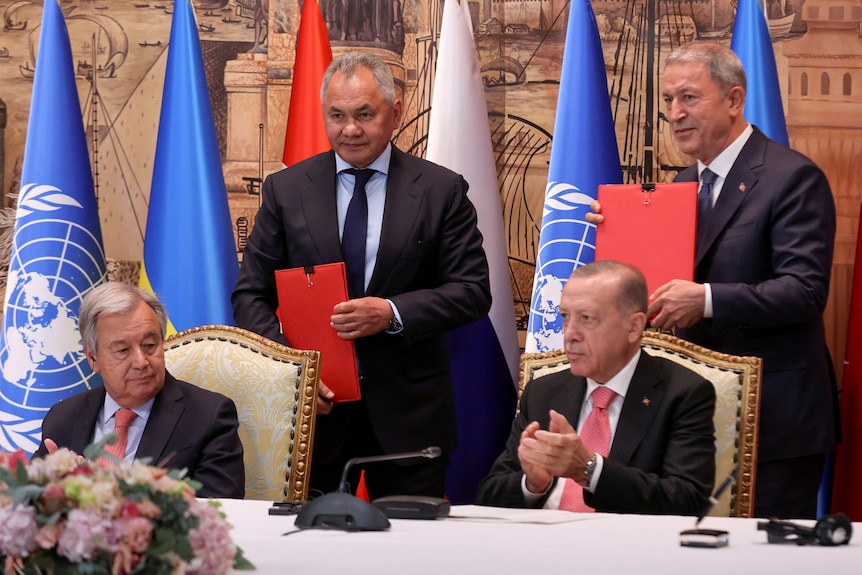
(282, 0, 332, 167)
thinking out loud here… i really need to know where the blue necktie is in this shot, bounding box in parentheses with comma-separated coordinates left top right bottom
(342, 168, 375, 298)
(698, 168, 718, 237)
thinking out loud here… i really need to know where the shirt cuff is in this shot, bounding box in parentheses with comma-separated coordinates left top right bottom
(703, 283, 713, 319)
(385, 299, 404, 334)
(521, 474, 553, 504)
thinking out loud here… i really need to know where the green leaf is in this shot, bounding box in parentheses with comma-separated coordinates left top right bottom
(83, 433, 117, 461)
(233, 548, 256, 571)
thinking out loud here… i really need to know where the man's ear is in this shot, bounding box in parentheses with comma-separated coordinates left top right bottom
(727, 85, 745, 117)
(628, 311, 648, 343)
(83, 347, 98, 372)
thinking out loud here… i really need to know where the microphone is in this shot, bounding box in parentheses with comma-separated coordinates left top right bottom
(294, 446, 442, 532)
(335, 446, 442, 493)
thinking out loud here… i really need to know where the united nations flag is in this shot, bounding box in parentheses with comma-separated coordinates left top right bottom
(525, 0, 622, 353)
(0, 1, 107, 453)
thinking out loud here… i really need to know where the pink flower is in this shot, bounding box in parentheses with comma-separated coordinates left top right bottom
(121, 500, 140, 519)
(137, 500, 162, 520)
(0, 450, 28, 472)
(40, 484, 68, 516)
(57, 508, 121, 562)
(35, 523, 61, 550)
(187, 502, 236, 575)
(121, 516, 153, 554)
(0, 504, 38, 557)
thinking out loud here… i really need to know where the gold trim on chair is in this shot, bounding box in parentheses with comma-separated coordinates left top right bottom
(164, 325, 320, 502)
(519, 331, 762, 518)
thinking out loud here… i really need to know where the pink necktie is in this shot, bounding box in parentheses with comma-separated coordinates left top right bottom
(559, 385, 617, 512)
(101, 408, 137, 464)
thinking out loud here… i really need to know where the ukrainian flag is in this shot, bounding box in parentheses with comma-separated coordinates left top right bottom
(141, 0, 238, 334)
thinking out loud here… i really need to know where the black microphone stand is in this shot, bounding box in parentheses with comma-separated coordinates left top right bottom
(294, 447, 442, 531)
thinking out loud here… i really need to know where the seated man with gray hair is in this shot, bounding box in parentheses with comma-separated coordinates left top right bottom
(33, 282, 245, 499)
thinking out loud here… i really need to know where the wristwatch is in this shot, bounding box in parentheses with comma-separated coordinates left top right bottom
(583, 454, 597, 484)
(388, 316, 403, 332)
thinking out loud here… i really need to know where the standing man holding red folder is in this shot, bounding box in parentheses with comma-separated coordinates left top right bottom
(591, 42, 836, 520)
(232, 51, 491, 499)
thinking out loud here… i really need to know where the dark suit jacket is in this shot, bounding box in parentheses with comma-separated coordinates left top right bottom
(475, 353, 716, 516)
(675, 127, 837, 462)
(232, 147, 491, 461)
(33, 372, 245, 498)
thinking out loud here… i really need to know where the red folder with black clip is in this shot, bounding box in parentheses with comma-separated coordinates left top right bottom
(595, 182, 698, 295)
(275, 262, 361, 402)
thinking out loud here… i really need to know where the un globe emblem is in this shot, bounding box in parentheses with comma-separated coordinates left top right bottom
(526, 182, 596, 352)
(0, 184, 106, 452)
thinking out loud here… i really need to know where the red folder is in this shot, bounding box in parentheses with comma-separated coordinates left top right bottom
(275, 262, 361, 402)
(595, 182, 698, 295)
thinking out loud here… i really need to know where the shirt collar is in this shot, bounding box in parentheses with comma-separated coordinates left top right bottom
(335, 143, 392, 176)
(101, 393, 154, 425)
(698, 124, 753, 180)
(585, 349, 641, 400)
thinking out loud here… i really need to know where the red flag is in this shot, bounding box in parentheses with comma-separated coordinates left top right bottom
(832, 201, 862, 520)
(282, 0, 332, 167)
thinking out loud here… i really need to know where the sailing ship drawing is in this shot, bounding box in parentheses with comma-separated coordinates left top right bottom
(17, 11, 128, 80)
(3, 1, 30, 31)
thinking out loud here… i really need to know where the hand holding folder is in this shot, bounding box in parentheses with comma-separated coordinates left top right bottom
(594, 182, 698, 295)
(275, 263, 361, 403)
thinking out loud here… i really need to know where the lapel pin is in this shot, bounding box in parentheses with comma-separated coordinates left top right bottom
(642, 397, 651, 406)
(738, 183, 747, 192)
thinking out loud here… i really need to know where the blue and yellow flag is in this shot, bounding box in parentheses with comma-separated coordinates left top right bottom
(525, 0, 622, 352)
(730, 0, 789, 145)
(0, 0, 107, 454)
(140, 0, 238, 333)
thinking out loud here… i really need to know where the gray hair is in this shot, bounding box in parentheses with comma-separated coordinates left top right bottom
(569, 260, 648, 316)
(320, 51, 396, 105)
(79, 282, 167, 352)
(666, 42, 747, 96)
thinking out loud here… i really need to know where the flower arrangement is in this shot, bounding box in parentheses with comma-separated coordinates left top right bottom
(0, 444, 253, 575)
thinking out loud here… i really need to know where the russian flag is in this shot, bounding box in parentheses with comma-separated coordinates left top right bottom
(425, 0, 519, 504)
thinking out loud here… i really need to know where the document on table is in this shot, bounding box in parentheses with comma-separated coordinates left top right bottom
(446, 505, 597, 524)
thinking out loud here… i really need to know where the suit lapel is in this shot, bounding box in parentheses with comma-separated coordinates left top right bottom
(366, 147, 425, 295)
(300, 151, 344, 263)
(73, 388, 106, 453)
(609, 354, 666, 464)
(564, 374, 588, 426)
(137, 374, 184, 465)
(695, 129, 765, 265)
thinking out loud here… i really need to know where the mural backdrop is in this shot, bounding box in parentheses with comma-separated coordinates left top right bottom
(0, 0, 859, 378)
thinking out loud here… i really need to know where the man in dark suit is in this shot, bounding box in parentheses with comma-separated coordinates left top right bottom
(476, 261, 715, 515)
(34, 283, 245, 499)
(592, 43, 836, 519)
(232, 51, 490, 499)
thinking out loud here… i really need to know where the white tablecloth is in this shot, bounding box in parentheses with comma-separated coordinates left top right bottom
(219, 499, 862, 574)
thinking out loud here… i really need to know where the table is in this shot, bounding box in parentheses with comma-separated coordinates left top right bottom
(219, 499, 861, 574)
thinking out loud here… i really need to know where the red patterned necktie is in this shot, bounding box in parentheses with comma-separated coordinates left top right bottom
(102, 408, 137, 464)
(559, 385, 617, 512)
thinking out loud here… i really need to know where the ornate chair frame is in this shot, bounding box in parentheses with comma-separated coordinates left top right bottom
(164, 325, 319, 501)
